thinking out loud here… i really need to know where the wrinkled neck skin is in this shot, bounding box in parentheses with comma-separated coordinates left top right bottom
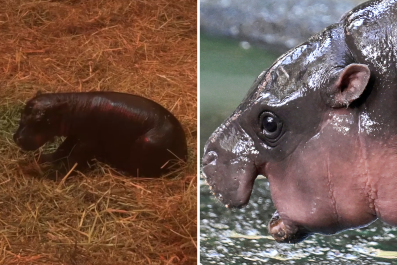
(267, 108, 397, 235)
(202, 0, 397, 242)
(35, 93, 84, 137)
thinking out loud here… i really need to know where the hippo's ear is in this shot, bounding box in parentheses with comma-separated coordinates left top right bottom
(324, 64, 370, 108)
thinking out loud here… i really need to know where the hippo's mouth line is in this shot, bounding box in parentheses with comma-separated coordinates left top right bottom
(204, 172, 261, 209)
(205, 180, 239, 208)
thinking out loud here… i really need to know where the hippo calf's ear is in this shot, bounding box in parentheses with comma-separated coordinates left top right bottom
(324, 64, 370, 108)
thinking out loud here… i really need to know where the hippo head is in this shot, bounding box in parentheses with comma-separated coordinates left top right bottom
(14, 94, 68, 151)
(202, 26, 381, 243)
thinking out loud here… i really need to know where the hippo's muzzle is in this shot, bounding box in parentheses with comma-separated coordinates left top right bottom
(13, 128, 45, 151)
(202, 121, 259, 208)
(202, 150, 258, 208)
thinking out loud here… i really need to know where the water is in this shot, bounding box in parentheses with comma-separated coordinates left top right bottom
(200, 34, 279, 152)
(201, 180, 397, 264)
(200, 35, 397, 264)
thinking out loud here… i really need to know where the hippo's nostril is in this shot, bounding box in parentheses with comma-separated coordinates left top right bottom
(202, 151, 218, 167)
(276, 229, 286, 238)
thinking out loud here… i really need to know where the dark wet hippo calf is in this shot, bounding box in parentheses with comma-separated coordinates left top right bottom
(14, 91, 187, 177)
(202, 0, 397, 243)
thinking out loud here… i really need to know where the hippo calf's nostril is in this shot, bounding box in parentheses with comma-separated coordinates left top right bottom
(202, 151, 218, 166)
(276, 229, 286, 238)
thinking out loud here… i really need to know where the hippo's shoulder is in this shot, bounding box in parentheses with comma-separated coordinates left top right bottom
(338, 0, 397, 74)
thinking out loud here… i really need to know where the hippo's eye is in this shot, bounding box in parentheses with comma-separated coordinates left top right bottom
(259, 112, 283, 142)
(263, 116, 277, 133)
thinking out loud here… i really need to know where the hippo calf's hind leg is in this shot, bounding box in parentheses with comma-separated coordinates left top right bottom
(133, 131, 184, 176)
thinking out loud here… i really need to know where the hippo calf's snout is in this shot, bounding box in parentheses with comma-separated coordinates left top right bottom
(13, 134, 25, 149)
(202, 151, 217, 168)
(202, 122, 260, 208)
(268, 211, 311, 244)
(203, 0, 397, 243)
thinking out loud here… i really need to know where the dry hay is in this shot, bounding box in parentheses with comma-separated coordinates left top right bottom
(0, 0, 197, 264)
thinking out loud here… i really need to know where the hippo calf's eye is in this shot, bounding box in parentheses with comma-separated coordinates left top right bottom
(264, 116, 278, 133)
(259, 112, 283, 144)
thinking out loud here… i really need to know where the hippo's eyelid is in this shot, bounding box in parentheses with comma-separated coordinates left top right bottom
(258, 111, 284, 147)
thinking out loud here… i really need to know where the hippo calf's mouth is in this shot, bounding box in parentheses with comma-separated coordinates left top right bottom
(203, 148, 311, 243)
(268, 211, 311, 244)
(203, 150, 312, 243)
(202, 148, 258, 208)
(202, 117, 262, 208)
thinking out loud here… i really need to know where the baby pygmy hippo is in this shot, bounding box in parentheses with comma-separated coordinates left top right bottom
(14, 91, 188, 177)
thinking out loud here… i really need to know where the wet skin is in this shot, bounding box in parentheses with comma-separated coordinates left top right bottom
(202, 0, 397, 243)
(14, 91, 187, 177)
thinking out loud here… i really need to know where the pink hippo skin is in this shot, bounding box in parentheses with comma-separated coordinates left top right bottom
(202, 0, 397, 243)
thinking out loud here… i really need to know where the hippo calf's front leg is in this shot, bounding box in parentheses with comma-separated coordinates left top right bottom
(38, 136, 78, 164)
(61, 140, 97, 170)
(39, 137, 95, 170)
(268, 211, 311, 244)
